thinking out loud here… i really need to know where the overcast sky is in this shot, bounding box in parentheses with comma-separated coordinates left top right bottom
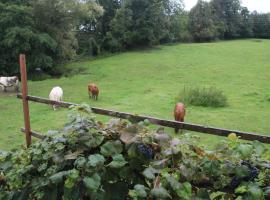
(184, 0, 270, 13)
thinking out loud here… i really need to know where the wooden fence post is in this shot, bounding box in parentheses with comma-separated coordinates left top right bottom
(19, 54, 31, 147)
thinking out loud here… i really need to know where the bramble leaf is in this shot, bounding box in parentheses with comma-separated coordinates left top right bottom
(101, 140, 123, 157)
(150, 187, 171, 199)
(108, 154, 127, 168)
(83, 173, 101, 192)
(87, 154, 105, 168)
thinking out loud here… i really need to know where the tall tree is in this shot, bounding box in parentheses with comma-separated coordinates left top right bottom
(239, 7, 253, 38)
(109, 0, 172, 50)
(169, 1, 190, 42)
(74, 0, 104, 55)
(31, 0, 79, 63)
(251, 12, 270, 38)
(0, 0, 57, 74)
(189, 0, 217, 42)
(211, 0, 242, 39)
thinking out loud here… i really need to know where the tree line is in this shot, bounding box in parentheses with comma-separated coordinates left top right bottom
(0, 0, 269, 75)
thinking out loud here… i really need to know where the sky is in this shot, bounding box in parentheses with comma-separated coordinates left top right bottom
(184, 0, 270, 13)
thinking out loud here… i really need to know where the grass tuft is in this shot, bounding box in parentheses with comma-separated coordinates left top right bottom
(179, 87, 228, 108)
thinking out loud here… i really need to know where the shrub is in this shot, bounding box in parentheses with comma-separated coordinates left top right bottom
(0, 105, 269, 199)
(179, 86, 228, 107)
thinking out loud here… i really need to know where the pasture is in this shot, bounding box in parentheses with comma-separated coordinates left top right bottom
(0, 39, 270, 150)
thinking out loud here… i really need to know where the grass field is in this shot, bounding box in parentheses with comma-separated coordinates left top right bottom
(1, 39, 270, 150)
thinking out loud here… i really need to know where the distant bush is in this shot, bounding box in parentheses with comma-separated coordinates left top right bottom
(179, 86, 228, 107)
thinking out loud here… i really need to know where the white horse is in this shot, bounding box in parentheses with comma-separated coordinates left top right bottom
(49, 86, 63, 110)
(0, 76, 19, 92)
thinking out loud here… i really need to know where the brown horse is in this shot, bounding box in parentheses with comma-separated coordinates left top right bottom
(88, 83, 99, 100)
(174, 102, 186, 133)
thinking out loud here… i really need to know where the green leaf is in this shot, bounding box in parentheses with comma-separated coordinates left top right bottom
(264, 186, 270, 196)
(178, 182, 192, 200)
(64, 169, 79, 189)
(166, 175, 180, 191)
(49, 171, 69, 185)
(196, 188, 210, 199)
(108, 154, 127, 169)
(134, 184, 148, 198)
(235, 165, 250, 178)
(83, 173, 101, 192)
(235, 185, 248, 194)
(143, 167, 158, 180)
(247, 184, 264, 199)
(252, 141, 266, 156)
(101, 140, 123, 157)
(79, 133, 104, 149)
(210, 191, 226, 200)
(166, 175, 192, 199)
(87, 154, 105, 168)
(74, 157, 86, 169)
(237, 144, 253, 158)
(201, 159, 220, 176)
(143, 119, 150, 126)
(127, 143, 138, 158)
(150, 187, 171, 199)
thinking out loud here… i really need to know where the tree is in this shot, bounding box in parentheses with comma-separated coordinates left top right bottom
(189, 0, 217, 42)
(0, 0, 57, 74)
(211, 0, 242, 39)
(109, 4, 133, 50)
(31, 0, 79, 64)
(169, 1, 190, 42)
(239, 7, 253, 38)
(109, 0, 173, 50)
(74, 0, 104, 55)
(251, 12, 270, 38)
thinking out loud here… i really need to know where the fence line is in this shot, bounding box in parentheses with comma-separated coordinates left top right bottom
(17, 94, 270, 144)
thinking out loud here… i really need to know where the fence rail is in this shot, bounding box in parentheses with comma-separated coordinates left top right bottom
(17, 94, 270, 144)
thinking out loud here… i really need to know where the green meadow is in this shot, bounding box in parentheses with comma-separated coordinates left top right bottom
(1, 39, 270, 150)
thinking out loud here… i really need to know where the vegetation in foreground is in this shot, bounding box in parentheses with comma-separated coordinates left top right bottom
(0, 105, 269, 199)
(0, 39, 270, 150)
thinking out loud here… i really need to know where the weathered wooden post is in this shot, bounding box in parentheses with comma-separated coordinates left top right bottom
(19, 54, 31, 147)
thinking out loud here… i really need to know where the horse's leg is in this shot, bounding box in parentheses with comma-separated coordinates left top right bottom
(15, 85, 19, 92)
(179, 119, 184, 134)
(3, 86, 7, 92)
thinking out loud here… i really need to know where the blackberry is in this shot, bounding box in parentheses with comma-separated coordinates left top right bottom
(231, 177, 241, 188)
(245, 166, 259, 181)
(241, 161, 259, 181)
(137, 144, 154, 159)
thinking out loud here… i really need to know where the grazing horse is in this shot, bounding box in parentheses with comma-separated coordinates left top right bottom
(174, 102, 186, 133)
(0, 76, 19, 92)
(88, 83, 99, 100)
(49, 86, 63, 110)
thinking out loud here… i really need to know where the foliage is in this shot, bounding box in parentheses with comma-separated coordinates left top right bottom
(0, 105, 270, 199)
(251, 12, 270, 39)
(211, 0, 243, 39)
(1, 0, 270, 75)
(0, 0, 57, 75)
(179, 86, 228, 107)
(109, 0, 173, 49)
(188, 0, 218, 42)
(169, 10, 190, 42)
(0, 0, 103, 75)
